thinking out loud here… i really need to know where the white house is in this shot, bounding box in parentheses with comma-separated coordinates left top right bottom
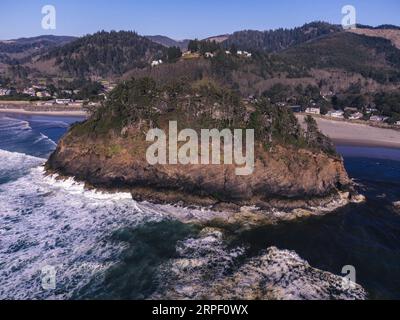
(23, 88, 36, 97)
(305, 107, 320, 115)
(237, 50, 252, 58)
(370, 115, 389, 122)
(56, 99, 72, 105)
(244, 51, 252, 58)
(151, 60, 163, 67)
(204, 52, 215, 58)
(349, 112, 363, 120)
(0, 88, 11, 96)
(365, 107, 378, 114)
(36, 91, 51, 98)
(328, 110, 344, 118)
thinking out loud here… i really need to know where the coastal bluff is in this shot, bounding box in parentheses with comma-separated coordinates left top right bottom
(46, 78, 353, 210)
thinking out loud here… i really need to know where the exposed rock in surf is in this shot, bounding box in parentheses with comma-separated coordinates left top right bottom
(394, 201, 400, 213)
(151, 228, 367, 300)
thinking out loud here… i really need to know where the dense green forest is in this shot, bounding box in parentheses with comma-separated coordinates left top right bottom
(72, 76, 336, 155)
(223, 22, 341, 52)
(1, 22, 400, 122)
(42, 31, 167, 77)
(0, 36, 75, 54)
(374, 92, 400, 122)
(281, 32, 400, 84)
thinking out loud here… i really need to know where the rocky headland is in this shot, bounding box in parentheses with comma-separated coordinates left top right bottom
(46, 77, 359, 216)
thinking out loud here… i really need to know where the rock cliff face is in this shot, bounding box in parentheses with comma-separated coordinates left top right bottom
(46, 78, 352, 209)
(47, 130, 351, 209)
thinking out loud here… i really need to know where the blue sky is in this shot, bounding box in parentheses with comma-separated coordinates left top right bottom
(1, 0, 399, 40)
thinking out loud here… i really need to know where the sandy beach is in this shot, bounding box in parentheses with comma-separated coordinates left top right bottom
(297, 115, 400, 149)
(0, 107, 87, 117)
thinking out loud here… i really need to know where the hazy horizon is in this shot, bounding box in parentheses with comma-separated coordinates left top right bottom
(1, 0, 399, 40)
(2, 20, 400, 42)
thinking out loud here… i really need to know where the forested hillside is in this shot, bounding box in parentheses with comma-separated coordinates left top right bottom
(223, 22, 341, 52)
(41, 31, 167, 77)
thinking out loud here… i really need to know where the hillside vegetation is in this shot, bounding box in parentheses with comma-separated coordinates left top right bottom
(41, 31, 167, 77)
(47, 77, 348, 207)
(223, 22, 341, 52)
(281, 32, 400, 84)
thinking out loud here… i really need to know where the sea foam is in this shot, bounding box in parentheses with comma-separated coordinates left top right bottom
(0, 150, 161, 299)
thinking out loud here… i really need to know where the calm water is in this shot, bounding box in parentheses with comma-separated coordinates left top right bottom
(0, 113, 399, 299)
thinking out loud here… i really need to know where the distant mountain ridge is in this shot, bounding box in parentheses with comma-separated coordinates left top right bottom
(0, 35, 76, 54)
(145, 35, 190, 50)
(356, 24, 400, 30)
(0, 35, 77, 65)
(1, 21, 400, 89)
(145, 34, 230, 50)
(204, 34, 230, 43)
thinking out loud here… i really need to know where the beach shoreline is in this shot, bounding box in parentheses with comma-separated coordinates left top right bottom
(1, 108, 399, 148)
(0, 108, 87, 117)
(297, 114, 400, 149)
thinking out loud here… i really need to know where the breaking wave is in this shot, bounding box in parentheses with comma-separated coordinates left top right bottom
(0, 150, 163, 299)
(0, 149, 366, 300)
(0, 116, 61, 157)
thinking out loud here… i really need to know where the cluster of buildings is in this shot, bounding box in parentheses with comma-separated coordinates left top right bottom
(0, 84, 87, 106)
(369, 115, 390, 122)
(36, 99, 84, 107)
(21, 85, 53, 98)
(1, 85, 53, 98)
(0, 88, 16, 96)
(151, 48, 253, 66)
(302, 105, 400, 125)
(203, 50, 252, 59)
(236, 50, 252, 58)
(170, 48, 254, 63)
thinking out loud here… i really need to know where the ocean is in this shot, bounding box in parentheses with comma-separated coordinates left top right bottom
(0, 112, 399, 300)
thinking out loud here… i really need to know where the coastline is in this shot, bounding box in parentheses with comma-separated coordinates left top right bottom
(0, 107, 87, 117)
(297, 115, 400, 149)
(45, 167, 360, 226)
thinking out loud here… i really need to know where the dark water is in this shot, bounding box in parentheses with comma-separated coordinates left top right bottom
(236, 146, 400, 299)
(0, 113, 399, 299)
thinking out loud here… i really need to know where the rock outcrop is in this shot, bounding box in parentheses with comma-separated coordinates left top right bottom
(151, 228, 367, 300)
(46, 78, 353, 210)
(47, 133, 351, 209)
